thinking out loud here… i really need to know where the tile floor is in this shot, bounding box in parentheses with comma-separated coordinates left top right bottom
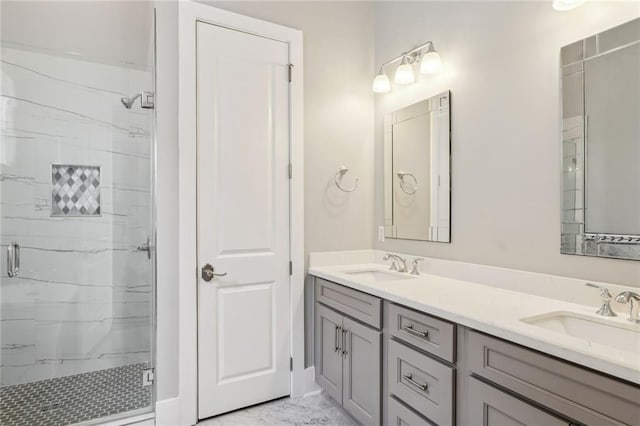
(199, 392, 358, 426)
(0, 363, 152, 426)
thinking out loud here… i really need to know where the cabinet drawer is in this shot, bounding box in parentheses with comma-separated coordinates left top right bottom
(468, 377, 569, 426)
(468, 330, 640, 426)
(315, 278, 382, 329)
(388, 396, 432, 426)
(388, 303, 456, 363)
(388, 339, 454, 425)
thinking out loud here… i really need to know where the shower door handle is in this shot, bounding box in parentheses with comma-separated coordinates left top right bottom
(7, 242, 19, 277)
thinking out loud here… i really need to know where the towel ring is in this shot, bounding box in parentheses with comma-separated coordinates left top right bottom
(397, 171, 418, 195)
(335, 166, 359, 193)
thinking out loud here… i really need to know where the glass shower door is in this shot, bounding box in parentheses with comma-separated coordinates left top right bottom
(0, 2, 155, 425)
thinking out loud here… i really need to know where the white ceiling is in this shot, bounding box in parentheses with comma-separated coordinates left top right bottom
(0, 1, 154, 68)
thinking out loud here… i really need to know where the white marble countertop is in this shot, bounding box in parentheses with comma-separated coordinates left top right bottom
(309, 262, 640, 385)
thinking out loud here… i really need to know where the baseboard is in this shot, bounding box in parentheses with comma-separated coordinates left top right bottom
(303, 366, 321, 397)
(155, 396, 181, 426)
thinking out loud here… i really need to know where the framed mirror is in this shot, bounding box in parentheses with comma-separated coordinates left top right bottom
(560, 18, 640, 260)
(384, 91, 451, 242)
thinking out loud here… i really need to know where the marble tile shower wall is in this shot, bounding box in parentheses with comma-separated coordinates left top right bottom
(0, 47, 152, 386)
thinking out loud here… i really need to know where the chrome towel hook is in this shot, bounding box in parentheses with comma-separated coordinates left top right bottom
(397, 171, 418, 195)
(334, 166, 359, 193)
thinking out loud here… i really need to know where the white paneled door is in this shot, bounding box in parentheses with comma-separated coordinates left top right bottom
(196, 21, 291, 419)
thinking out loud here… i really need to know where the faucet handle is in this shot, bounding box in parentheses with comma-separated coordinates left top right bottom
(410, 258, 424, 275)
(585, 282, 612, 299)
(383, 253, 399, 271)
(585, 283, 616, 317)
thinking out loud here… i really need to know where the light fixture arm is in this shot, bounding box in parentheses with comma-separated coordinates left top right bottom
(372, 40, 441, 93)
(376, 41, 435, 72)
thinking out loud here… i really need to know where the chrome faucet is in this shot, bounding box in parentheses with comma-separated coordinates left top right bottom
(383, 253, 408, 273)
(585, 283, 616, 317)
(615, 291, 640, 323)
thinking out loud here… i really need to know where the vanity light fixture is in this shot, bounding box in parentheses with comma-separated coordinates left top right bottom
(373, 41, 442, 93)
(395, 56, 415, 85)
(372, 68, 391, 93)
(420, 44, 442, 74)
(552, 0, 586, 11)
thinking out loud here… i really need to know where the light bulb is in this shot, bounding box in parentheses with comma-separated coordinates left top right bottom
(552, 0, 586, 11)
(420, 48, 442, 74)
(394, 60, 415, 85)
(372, 72, 391, 93)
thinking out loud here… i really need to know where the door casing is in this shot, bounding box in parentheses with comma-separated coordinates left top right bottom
(177, 3, 304, 425)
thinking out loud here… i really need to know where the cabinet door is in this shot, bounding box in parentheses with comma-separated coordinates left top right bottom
(468, 377, 570, 426)
(342, 316, 382, 426)
(315, 303, 343, 403)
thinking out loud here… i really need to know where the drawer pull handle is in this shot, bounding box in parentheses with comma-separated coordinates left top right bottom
(402, 324, 428, 338)
(335, 325, 341, 353)
(402, 373, 428, 391)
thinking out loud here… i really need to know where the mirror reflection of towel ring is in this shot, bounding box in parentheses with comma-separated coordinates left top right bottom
(397, 171, 418, 195)
(335, 166, 359, 192)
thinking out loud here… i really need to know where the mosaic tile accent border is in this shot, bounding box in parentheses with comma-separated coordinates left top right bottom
(0, 363, 152, 426)
(51, 165, 101, 217)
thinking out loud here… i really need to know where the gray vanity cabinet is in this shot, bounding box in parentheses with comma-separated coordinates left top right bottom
(312, 277, 640, 426)
(315, 284, 382, 426)
(468, 377, 570, 426)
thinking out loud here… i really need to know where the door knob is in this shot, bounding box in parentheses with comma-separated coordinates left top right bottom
(201, 263, 227, 281)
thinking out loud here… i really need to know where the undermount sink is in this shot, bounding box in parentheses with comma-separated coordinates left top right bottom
(344, 269, 415, 283)
(521, 311, 640, 354)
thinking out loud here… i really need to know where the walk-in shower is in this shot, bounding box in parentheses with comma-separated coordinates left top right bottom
(0, 2, 156, 425)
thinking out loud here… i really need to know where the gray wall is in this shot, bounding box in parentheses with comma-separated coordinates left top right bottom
(374, 1, 640, 287)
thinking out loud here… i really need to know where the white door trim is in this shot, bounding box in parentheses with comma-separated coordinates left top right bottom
(178, 2, 304, 425)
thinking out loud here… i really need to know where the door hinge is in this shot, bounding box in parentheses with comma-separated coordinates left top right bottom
(288, 163, 292, 179)
(289, 261, 293, 276)
(290, 357, 293, 371)
(288, 64, 293, 82)
(142, 368, 154, 387)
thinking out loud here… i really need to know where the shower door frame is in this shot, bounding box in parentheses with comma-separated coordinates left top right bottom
(177, 3, 305, 425)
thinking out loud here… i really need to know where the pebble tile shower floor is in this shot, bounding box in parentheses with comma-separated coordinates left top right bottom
(0, 363, 152, 426)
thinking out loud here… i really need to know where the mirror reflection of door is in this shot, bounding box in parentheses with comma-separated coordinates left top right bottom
(384, 91, 451, 242)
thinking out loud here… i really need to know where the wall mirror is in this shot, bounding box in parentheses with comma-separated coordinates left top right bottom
(384, 91, 451, 242)
(560, 18, 640, 261)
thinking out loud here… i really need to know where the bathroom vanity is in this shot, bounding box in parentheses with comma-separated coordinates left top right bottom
(310, 257, 640, 426)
